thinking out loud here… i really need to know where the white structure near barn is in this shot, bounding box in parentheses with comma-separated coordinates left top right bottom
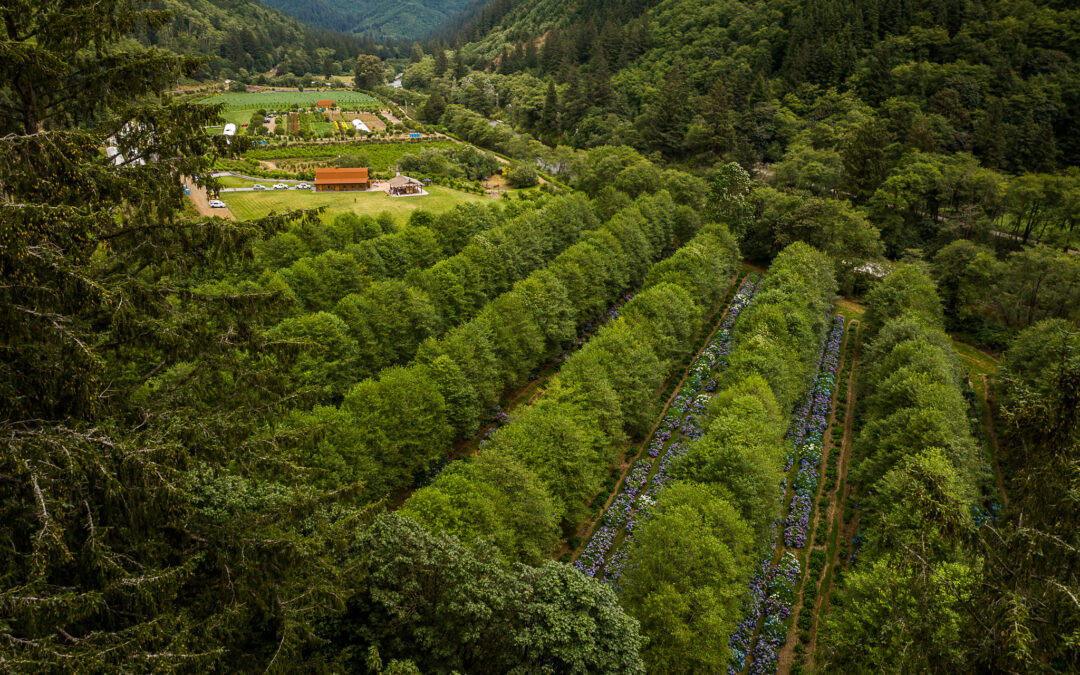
(223, 123, 237, 136)
(105, 121, 149, 167)
(351, 118, 370, 133)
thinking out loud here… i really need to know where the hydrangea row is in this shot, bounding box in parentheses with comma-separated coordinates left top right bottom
(748, 553, 802, 674)
(782, 315, 844, 548)
(603, 459, 653, 529)
(575, 275, 760, 582)
(575, 525, 617, 577)
(727, 544, 800, 674)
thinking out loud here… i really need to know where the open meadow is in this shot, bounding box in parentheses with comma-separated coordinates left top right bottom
(223, 184, 491, 223)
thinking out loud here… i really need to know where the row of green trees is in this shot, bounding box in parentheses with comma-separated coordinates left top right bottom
(254, 197, 598, 397)
(616, 242, 839, 671)
(310, 512, 646, 673)
(277, 190, 702, 500)
(256, 202, 507, 309)
(821, 265, 983, 670)
(822, 266, 1079, 672)
(401, 221, 741, 561)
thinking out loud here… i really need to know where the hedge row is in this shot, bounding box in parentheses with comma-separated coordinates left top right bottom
(263, 197, 599, 393)
(256, 201, 507, 309)
(821, 264, 982, 672)
(400, 222, 741, 562)
(726, 242, 839, 411)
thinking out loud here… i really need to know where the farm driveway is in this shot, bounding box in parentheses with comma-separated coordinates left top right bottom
(185, 178, 235, 220)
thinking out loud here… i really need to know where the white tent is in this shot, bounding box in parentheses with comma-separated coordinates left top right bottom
(351, 118, 370, 133)
(223, 123, 237, 136)
(105, 122, 148, 166)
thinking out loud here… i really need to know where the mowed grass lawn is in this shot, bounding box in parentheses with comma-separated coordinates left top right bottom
(224, 185, 491, 223)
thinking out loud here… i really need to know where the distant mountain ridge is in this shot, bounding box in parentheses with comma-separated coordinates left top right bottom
(260, 0, 476, 38)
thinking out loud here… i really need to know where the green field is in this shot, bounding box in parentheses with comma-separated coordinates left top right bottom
(201, 90, 379, 110)
(223, 185, 491, 223)
(246, 140, 459, 170)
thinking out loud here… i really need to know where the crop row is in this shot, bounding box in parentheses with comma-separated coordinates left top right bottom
(201, 90, 380, 109)
(783, 315, 845, 549)
(399, 222, 742, 562)
(245, 140, 458, 161)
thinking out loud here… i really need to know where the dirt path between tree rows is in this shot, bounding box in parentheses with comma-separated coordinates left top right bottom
(184, 177, 235, 220)
(981, 373, 1009, 507)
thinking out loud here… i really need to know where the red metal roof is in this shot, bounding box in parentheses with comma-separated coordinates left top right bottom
(314, 167, 369, 185)
(317, 100, 335, 107)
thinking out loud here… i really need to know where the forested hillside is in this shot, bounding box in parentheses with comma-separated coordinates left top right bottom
(138, 0, 385, 79)
(262, 0, 475, 39)
(417, 0, 1080, 172)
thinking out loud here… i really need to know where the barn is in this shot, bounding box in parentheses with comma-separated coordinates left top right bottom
(314, 167, 370, 191)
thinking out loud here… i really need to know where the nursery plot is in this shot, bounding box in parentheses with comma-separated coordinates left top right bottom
(201, 90, 379, 110)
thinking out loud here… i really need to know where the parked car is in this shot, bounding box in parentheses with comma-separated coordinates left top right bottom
(296, 182, 312, 190)
(252, 184, 267, 190)
(273, 183, 288, 190)
(208, 199, 226, 208)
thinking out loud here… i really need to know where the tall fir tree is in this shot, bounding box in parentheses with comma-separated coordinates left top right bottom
(0, 0, 358, 668)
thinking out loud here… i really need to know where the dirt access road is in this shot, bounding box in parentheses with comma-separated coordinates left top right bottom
(184, 178, 235, 220)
